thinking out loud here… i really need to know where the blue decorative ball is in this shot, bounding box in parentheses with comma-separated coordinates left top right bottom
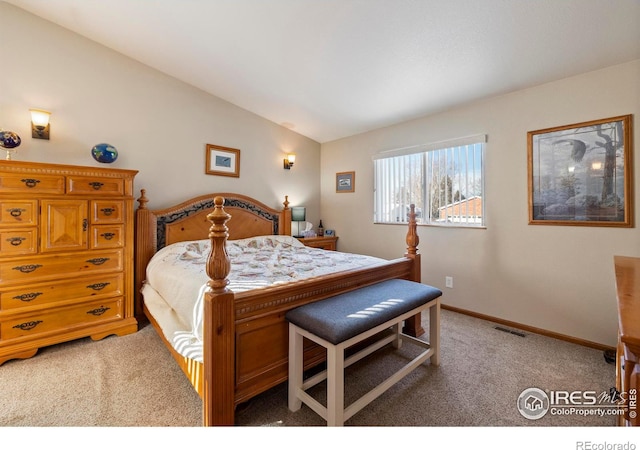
(91, 143, 118, 163)
(0, 131, 22, 149)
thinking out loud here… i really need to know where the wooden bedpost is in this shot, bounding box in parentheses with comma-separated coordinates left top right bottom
(405, 203, 421, 281)
(403, 204, 425, 337)
(134, 189, 154, 320)
(202, 196, 236, 426)
(282, 195, 292, 236)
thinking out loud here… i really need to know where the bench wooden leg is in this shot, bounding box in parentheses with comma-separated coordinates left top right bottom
(392, 322, 402, 349)
(429, 299, 441, 366)
(326, 344, 345, 426)
(288, 324, 303, 411)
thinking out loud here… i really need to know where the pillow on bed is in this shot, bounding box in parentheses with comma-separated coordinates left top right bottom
(179, 241, 210, 260)
(230, 234, 305, 248)
(177, 235, 304, 261)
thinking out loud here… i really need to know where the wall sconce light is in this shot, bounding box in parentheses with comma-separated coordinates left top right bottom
(283, 154, 296, 169)
(30, 109, 51, 140)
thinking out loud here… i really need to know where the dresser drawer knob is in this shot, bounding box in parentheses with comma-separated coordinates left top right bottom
(8, 208, 26, 218)
(100, 207, 115, 216)
(87, 282, 110, 291)
(12, 264, 42, 273)
(13, 320, 43, 331)
(13, 292, 43, 302)
(89, 182, 104, 190)
(87, 306, 110, 316)
(86, 257, 109, 266)
(20, 178, 40, 188)
(7, 236, 26, 246)
(100, 232, 115, 240)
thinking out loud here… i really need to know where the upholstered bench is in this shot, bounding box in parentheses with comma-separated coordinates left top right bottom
(286, 278, 442, 426)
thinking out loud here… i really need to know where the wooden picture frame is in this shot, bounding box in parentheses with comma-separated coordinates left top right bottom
(527, 115, 633, 227)
(206, 144, 240, 178)
(336, 171, 355, 193)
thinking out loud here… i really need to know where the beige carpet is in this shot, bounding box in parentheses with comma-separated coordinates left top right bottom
(0, 309, 617, 428)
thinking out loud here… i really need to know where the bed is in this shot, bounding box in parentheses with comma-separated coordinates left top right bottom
(134, 190, 423, 425)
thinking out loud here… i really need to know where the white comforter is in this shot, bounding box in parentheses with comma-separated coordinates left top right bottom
(142, 235, 385, 361)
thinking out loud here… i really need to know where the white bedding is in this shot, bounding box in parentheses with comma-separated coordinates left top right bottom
(142, 235, 386, 362)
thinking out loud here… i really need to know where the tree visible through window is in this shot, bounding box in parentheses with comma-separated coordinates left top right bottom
(373, 136, 486, 226)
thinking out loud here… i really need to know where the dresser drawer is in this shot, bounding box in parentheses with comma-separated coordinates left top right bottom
(0, 249, 123, 284)
(1, 273, 124, 311)
(1, 297, 124, 340)
(91, 225, 124, 249)
(0, 200, 37, 227)
(67, 176, 124, 196)
(0, 173, 65, 194)
(91, 200, 124, 223)
(0, 228, 37, 255)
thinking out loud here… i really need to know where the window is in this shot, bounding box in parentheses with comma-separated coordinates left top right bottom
(373, 135, 486, 227)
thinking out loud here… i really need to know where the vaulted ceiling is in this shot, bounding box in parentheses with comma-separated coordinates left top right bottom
(5, 0, 640, 143)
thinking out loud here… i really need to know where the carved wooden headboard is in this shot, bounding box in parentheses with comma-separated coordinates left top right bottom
(133, 190, 291, 317)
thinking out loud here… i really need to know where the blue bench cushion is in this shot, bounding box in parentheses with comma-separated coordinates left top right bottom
(285, 279, 442, 345)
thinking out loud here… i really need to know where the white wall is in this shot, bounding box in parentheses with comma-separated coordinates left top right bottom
(0, 3, 320, 219)
(321, 59, 640, 347)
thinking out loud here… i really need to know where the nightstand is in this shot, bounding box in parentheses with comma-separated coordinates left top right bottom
(298, 236, 338, 251)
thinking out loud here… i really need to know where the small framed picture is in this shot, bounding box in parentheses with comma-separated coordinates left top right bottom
(336, 171, 355, 193)
(324, 229, 335, 236)
(206, 144, 240, 177)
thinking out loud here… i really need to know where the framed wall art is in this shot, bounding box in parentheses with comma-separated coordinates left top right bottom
(527, 114, 632, 227)
(336, 171, 355, 193)
(206, 144, 240, 177)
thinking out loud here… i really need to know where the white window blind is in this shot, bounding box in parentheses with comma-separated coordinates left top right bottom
(373, 135, 486, 226)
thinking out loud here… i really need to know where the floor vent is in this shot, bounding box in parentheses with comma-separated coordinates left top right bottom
(494, 326, 526, 337)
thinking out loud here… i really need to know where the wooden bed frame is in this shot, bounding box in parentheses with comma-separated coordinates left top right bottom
(134, 190, 423, 425)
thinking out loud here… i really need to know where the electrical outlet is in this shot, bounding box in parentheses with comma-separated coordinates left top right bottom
(445, 276, 453, 288)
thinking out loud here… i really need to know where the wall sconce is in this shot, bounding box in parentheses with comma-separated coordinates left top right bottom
(283, 154, 296, 169)
(30, 109, 51, 140)
(291, 206, 306, 237)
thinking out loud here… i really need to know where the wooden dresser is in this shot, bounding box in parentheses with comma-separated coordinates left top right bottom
(613, 255, 639, 426)
(0, 161, 138, 365)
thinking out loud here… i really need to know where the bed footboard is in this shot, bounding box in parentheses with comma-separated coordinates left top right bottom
(202, 199, 422, 426)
